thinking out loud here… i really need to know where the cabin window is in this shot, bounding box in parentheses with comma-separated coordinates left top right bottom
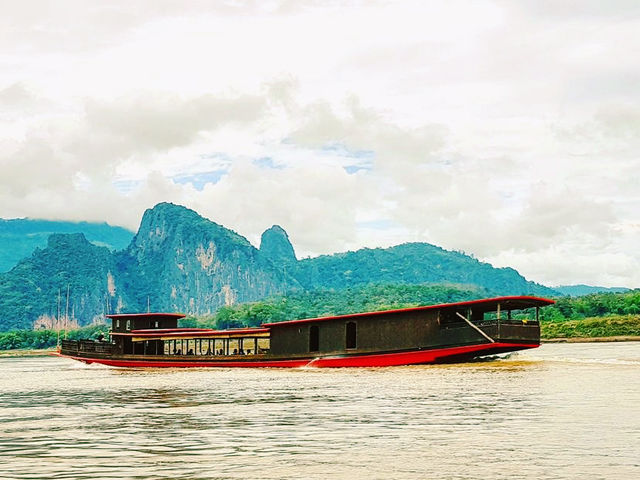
(116, 319, 120, 329)
(126, 319, 131, 331)
(154, 321, 159, 328)
(438, 310, 464, 326)
(346, 322, 357, 349)
(309, 325, 320, 352)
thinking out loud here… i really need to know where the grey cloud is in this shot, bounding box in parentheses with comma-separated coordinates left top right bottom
(594, 104, 640, 139)
(0, 0, 350, 54)
(0, 1, 228, 53)
(290, 96, 447, 165)
(0, 83, 40, 109)
(1, 139, 73, 197)
(66, 92, 265, 160)
(193, 159, 376, 256)
(512, 189, 616, 247)
(500, 0, 640, 21)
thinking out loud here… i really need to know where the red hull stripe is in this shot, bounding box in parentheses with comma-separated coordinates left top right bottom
(57, 342, 537, 368)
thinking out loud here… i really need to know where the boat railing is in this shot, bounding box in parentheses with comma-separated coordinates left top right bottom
(497, 319, 539, 325)
(443, 318, 538, 328)
(61, 339, 79, 352)
(440, 318, 539, 342)
(60, 339, 112, 355)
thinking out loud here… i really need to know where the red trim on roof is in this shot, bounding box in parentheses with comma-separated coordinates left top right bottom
(261, 295, 555, 327)
(106, 312, 186, 320)
(112, 327, 271, 338)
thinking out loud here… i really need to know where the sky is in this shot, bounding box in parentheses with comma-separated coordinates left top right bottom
(1, 0, 639, 288)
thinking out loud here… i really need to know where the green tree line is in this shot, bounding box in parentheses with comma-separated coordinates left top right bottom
(540, 290, 640, 321)
(0, 324, 108, 351)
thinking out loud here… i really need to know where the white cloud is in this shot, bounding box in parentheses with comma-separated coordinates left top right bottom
(1, 0, 639, 287)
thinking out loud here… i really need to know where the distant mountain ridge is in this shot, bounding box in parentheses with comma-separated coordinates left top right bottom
(291, 242, 553, 296)
(0, 202, 558, 331)
(553, 285, 630, 297)
(0, 218, 134, 272)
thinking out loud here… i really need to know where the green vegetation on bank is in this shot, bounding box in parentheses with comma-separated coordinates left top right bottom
(0, 324, 108, 351)
(537, 290, 640, 338)
(541, 290, 640, 320)
(541, 315, 640, 339)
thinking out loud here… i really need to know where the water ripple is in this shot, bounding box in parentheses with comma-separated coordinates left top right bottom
(1, 343, 639, 479)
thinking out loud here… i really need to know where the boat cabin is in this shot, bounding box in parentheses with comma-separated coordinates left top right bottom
(110, 313, 185, 355)
(263, 296, 544, 357)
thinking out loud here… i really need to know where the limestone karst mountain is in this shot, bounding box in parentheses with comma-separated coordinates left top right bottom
(0, 202, 557, 331)
(117, 203, 297, 315)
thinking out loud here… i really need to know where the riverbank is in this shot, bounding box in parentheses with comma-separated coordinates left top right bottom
(540, 314, 640, 340)
(543, 336, 640, 343)
(0, 348, 56, 357)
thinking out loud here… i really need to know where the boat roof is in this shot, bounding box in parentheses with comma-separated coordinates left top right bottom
(106, 313, 186, 320)
(106, 295, 553, 337)
(112, 327, 270, 341)
(261, 295, 554, 327)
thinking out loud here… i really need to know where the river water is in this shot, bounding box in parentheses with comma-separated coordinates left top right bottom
(1, 343, 639, 480)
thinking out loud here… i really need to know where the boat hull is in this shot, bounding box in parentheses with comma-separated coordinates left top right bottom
(57, 341, 537, 368)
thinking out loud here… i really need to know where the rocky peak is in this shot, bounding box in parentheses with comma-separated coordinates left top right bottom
(132, 202, 252, 254)
(47, 232, 92, 250)
(121, 203, 290, 315)
(259, 225, 297, 265)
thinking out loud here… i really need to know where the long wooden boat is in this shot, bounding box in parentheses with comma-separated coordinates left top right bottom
(58, 296, 553, 368)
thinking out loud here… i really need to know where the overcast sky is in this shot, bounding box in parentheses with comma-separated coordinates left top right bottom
(1, 0, 639, 288)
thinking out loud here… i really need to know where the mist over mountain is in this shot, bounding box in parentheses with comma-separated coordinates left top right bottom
(0, 218, 133, 272)
(0, 202, 558, 331)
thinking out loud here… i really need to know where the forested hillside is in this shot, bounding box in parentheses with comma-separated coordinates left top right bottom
(291, 243, 554, 296)
(0, 233, 127, 331)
